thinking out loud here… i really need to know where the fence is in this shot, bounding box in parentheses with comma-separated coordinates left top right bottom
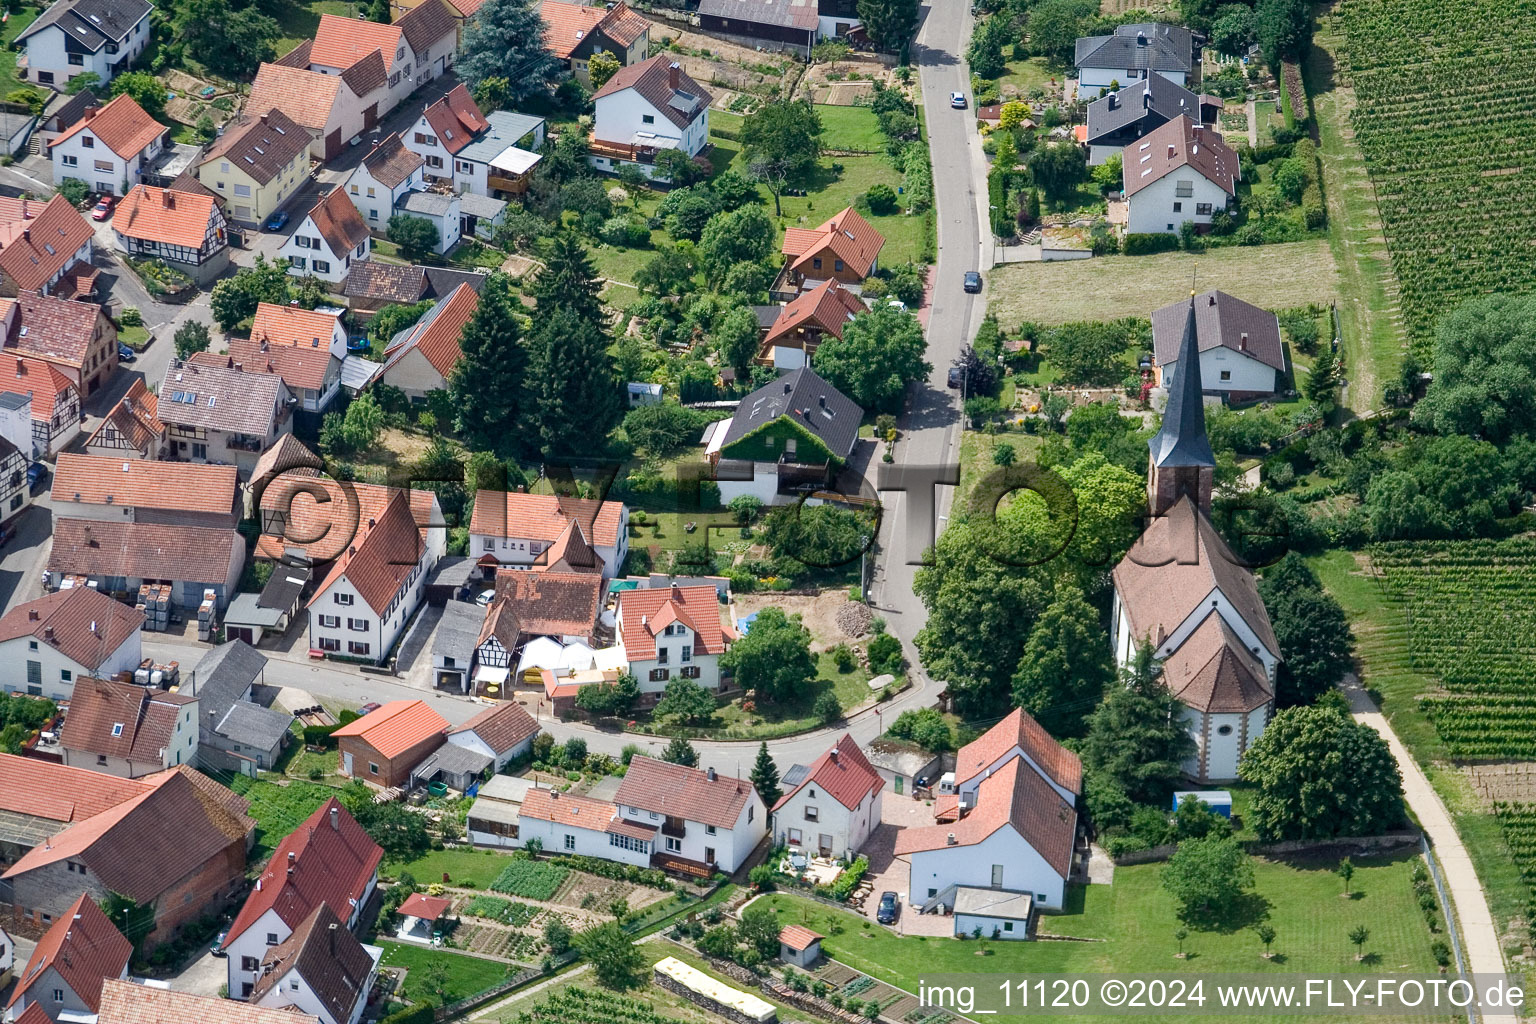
(1110, 830, 1421, 866)
(1419, 836, 1475, 1024)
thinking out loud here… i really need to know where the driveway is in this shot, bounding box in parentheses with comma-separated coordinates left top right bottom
(163, 946, 229, 998)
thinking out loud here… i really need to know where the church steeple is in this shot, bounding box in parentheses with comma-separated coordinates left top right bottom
(1147, 295, 1215, 515)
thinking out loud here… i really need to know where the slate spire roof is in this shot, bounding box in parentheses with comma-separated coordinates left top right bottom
(1148, 296, 1215, 469)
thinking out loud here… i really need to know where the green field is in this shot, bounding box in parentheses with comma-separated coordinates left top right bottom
(379, 941, 514, 1004)
(814, 105, 888, 154)
(384, 847, 520, 889)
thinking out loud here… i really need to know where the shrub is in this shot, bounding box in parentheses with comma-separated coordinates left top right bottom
(379, 1001, 435, 1024)
(1122, 233, 1182, 255)
(118, 307, 144, 327)
(867, 632, 904, 675)
(865, 183, 898, 214)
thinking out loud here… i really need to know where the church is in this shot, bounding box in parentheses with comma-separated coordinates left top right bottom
(1109, 295, 1280, 783)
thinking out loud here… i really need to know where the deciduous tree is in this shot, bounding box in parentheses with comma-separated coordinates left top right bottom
(653, 679, 717, 724)
(742, 100, 823, 215)
(1161, 835, 1254, 924)
(1010, 581, 1113, 737)
(720, 607, 816, 703)
(574, 921, 646, 989)
(812, 304, 930, 413)
(588, 50, 621, 87)
(387, 215, 439, 261)
(855, 0, 917, 49)
(174, 321, 211, 360)
(177, 0, 279, 78)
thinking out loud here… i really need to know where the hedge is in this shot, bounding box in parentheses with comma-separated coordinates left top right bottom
(1122, 233, 1181, 256)
(380, 1001, 435, 1024)
(303, 723, 343, 748)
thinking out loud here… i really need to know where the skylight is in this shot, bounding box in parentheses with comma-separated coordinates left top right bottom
(111, 723, 124, 736)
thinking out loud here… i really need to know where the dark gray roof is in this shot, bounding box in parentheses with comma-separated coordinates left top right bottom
(781, 764, 810, 788)
(753, 305, 782, 329)
(258, 563, 311, 611)
(19, 0, 152, 52)
(1085, 75, 1200, 144)
(190, 641, 269, 723)
(697, 0, 818, 31)
(423, 267, 489, 299)
(397, 190, 457, 217)
(43, 89, 98, 132)
(433, 600, 483, 662)
(721, 367, 862, 460)
(1152, 290, 1285, 373)
(1076, 23, 1193, 74)
(413, 742, 493, 782)
(429, 556, 478, 589)
(215, 701, 295, 752)
(1148, 299, 1216, 469)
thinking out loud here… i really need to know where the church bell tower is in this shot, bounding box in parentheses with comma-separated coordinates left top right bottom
(1147, 295, 1215, 516)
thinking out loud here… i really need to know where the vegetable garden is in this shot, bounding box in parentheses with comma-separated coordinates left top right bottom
(1370, 539, 1536, 757)
(490, 859, 570, 901)
(1336, 0, 1536, 346)
(508, 987, 688, 1024)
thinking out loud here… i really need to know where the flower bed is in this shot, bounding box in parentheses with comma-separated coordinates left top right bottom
(127, 258, 196, 301)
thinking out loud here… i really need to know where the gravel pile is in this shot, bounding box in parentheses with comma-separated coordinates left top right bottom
(836, 601, 873, 639)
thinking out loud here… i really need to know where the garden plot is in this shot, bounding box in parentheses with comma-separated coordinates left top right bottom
(553, 871, 673, 914)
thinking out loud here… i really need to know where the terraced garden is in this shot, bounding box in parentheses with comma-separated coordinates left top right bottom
(1337, 0, 1536, 347)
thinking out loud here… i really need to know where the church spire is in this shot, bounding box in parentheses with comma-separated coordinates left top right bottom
(1147, 294, 1215, 514)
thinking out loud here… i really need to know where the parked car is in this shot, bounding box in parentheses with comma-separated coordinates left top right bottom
(876, 891, 900, 924)
(90, 196, 115, 221)
(26, 463, 47, 492)
(265, 210, 289, 231)
(475, 589, 495, 607)
(950, 92, 967, 109)
(210, 930, 228, 957)
(117, 343, 136, 362)
(358, 702, 382, 716)
(963, 271, 983, 293)
(946, 365, 964, 389)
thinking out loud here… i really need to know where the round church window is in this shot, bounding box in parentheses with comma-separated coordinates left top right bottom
(1216, 725, 1233, 736)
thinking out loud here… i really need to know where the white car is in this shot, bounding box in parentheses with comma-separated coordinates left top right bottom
(475, 589, 495, 606)
(950, 91, 967, 109)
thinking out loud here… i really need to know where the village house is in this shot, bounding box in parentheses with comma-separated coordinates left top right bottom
(0, 196, 97, 301)
(615, 583, 732, 702)
(278, 188, 372, 287)
(196, 344, 342, 423)
(112, 185, 231, 285)
(17, 0, 153, 90)
(615, 756, 767, 875)
(441, 111, 545, 199)
(589, 57, 711, 182)
(430, 599, 480, 692)
(222, 798, 381, 1000)
(950, 708, 1082, 810)
(757, 279, 866, 369)
(83, 379, 161, 459)
(445, 701, 540, 774)
(541, 0, 650, 86)
(1084, 75, 1219, 165)
(1151, 290, 1284, 400)
(515, 787, 657, 867)
(250, 302, 349, 359)
(346, 133, 426, 229)
(252, 455, 443, 565)
(0, 587, 143, 702)
(772, 735, 884, 861)
(1, 291, 117, 398)
(468, 490, 628, 577)
(331, 699, 448, 789)
(1112, 298, 1278, 782)
(48, 94, 167, 197)
(472, 569, 606, 695)
(155, 359, 292, 474)
(304, 490, 443, 662)
(34, 92, 100, 151)
(51, 454, 241, 528)
(245, 63, 374, 163)
(249, 903, 381, 1024)
(403, 84, 508, 191)
(59, 676, 198, 778)
(341, 263, 486, 320)
(0, 438, 30, 526)
(2, 768, 253, 945)
(194, 110, 313, 229)
(698, 0, 856, 57)
(2, 356, 82, 457)
(302, 7, 459, 126)
(1123, 115, 1238, 236)
(703, 367, 862, 505)
(378, 282, 479, 399)
(773, 206, 883, 300)
(465, 775, 535, 849)
(0, 755, 145, 865)
(185, 641, 295, 775)
(98, 981, 320, 1024)
(2, 894, 130, 1024)
(46, 517, 245, 612)
(394, 189, 461, 253)
(1075, 22, 1195, 95)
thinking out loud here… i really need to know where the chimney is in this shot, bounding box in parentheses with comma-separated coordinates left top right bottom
(1207, 294, 1216, 306)
(288, 851, 296, 865)
(946, 832, 957, 846)
(1168, 144, 1176, 159)
(783, 381, 792, 394)
(551, 789, 560, 799)
(1143, 89, 1151, 110)
(44, 625, 53, 640)
(21, 228, 28, 243)
(668, 62, 680, 90)
(27, 608, 38, 621)
(706, 766, 717, 782)
(20, 198, 27, 219)
(1107, 94, 1117, 111)
(829, 747, 838, 763)
(1239, 332, 1248, 351)
(330, 806, 339, 830)
(84, 106, 97, 120)
(1136, 30, 1147, 45)
(161, 190, 171, 209)
(818, 395, 826, 409)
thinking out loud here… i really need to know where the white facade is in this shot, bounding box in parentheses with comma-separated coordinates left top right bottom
(953, 911, 1029, 940)
(0, 924, 12, 982)
(618, 787, 765, 873)
(394, 194, 460, 254)
(279, 215, 371, 285)
(616, 612, 722, 697)
(62, 697, 199, 778)
(772, 778, 881, 862)
(51, 124, 164, 197)
(345, 159, 424, 230)
(908, 826, 1066, 911)
(309, 27, 451, 126)
(1125, 171, 1231, 235)
(1180, 704, 1269, 781)
(515, 813, 653, 868)
(1160, 346, 1278, 397)
(307, 543, 439, 664)
(471, 512, 628, 578)
(252, 943, 382, 1024)
(445, 729, 535, 773)
(226, 877, 379, 999)
(0, 624, 142, 702)
(1079, 65, 1187, 95)
(589, 87, 709, 182)
(23, 11, 151, 90)
(955, 744, 1077, 810)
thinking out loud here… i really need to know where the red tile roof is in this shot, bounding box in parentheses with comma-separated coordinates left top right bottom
(53, 452, 238, 516)
(114, 185, 218, 249)
(892, 757, 1076, 878)
(770, 733, 882, 813)
(48, 93, 166, 160)
(953, 707, 1082, 795)
(247, 63, 345, 134)
(1162, 612, 1273, 714)
(614, 755, 755, 829)
(0, 587, 144, 671)
(778, 925, 822, 950)
(249, 903, 374, 1024)
(224, 797, 382, 947)
(1123, 115, 1238, 198)
(616, 584, 726, 661)
(49, 517, 241, 587)
(5, 893, 130, 1013)
(602, 3, 649, 46)
(491, 569, 604, 640)
(531, 518, 602, 573)
(519, 786, 619, 828)
(197, 340, 336, 393)
(59, 677, 195, 765)
(0, 752, 148, 824)
(763, 278, 865, 352)
(396, 0, 459, 54)
(306, 489, 429, 613)
(448, 700, 539, 756)
(305, 187, 371, 259)
(256, 476, 438, 562)
(251, 302, 344, 351)
(782, 207, 884, 280)
(311, 14, 404, 72)
(361, 132, 426, 190)
(382, 281, 477, 378)
(419, 83, 488, 156)
(85, 378, 163, 455)
(397, 893, 452, 920)
(2, 355, 76, 420)
(332, 699, 448, 759)
(540, 0, 607, 59)
(468, 490, 624, 548)
(0, 195, 94, 293)
(98, 979, 320, 1024)
(5, 290, 105, 369)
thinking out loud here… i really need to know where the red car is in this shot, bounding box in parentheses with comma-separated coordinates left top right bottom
(90, 196, 115, 221)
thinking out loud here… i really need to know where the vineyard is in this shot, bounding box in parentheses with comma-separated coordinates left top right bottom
(1335, 0, 1536, 344)
(1371, 539, 1536, 757)
(508, 987, 688, 1024)
(1492, 803, 1536, 940)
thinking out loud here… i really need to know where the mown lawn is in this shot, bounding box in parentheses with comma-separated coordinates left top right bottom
(0, 8, 40, 96)
(382, 847, 518, 889)
(271, 0, 356, 57)
(814, 105, 887, 154)
(379, 941, 514, 1004)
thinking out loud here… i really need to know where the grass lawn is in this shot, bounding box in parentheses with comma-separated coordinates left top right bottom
(762, 851, 1443, 1016)
(814, 105, 887, 154)
(382, 847, 517, 889)
(956, 429, 1042, 510)
(0, 8, 41, 96)
(272, 0, 357, 57)
(228, 776, 342, 857)
(991, 57, 1063, 99)
(118, 325, 151, 351)
(1308, 549, 1528, 953)
(636, 651, 874, 740)
(988, 239, 1342, 328)
(379, 941, 514, 1004)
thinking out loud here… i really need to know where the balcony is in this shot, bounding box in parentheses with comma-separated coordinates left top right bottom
(487, 173, 531, 196)
(226, 435, 263, 453)
(660, 816, 686, 839)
